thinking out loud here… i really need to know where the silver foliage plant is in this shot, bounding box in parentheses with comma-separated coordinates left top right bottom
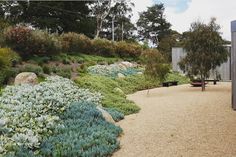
(0, 76, 102, 154)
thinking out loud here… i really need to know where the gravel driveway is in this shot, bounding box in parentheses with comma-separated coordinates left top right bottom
(113, 82, 236, 157)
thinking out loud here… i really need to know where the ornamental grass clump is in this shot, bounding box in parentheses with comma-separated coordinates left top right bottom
(0, 76, 102, 155)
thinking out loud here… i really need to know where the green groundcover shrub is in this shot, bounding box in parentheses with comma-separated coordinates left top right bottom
(75, 75, 141, 115)
(166, 71, 190, 84)
(19, 64, 43, 76)
(8, 101, 122, 157)
(39, 101, 122, 157)
(0, 76, 102, 155)
(104, 107, 124, 122)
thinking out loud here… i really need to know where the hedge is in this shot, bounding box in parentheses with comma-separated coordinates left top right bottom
(3, 26, 145, 59)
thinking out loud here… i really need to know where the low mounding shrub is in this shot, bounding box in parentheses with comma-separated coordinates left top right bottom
(0, 76, 102, 155)
(4, 26, 32, 56)
(0, 48, 20, 85)
(4, 26, 61, 56)
(0, 68, 18, 86)
(87, 62, 142, 78)
(76, 75, 140, 115)
(92, 38, 116, 57)
(60, 32, 92, 54)
(0, 48, 20, 68)
(30, 30, 61, 56)
(166, 71, 190, 84)
(116, 41, 143, 58)
(39, 101, 122, 157)
(50, 65, 72, 78)
(19, 64, 43, 75)
(104, 107, 124, 122)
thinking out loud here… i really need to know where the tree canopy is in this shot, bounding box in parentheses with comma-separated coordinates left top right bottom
(0, 1, 95, 37)
(100, 1, 136, 41)
(137, 3, 171, 46)
(179, 18, 228, 91)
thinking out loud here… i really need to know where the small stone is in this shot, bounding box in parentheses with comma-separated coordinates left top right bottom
(96, 106, 115, 124)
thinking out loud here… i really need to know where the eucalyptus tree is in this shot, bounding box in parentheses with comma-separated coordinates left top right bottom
(100, 0, 136, 41)
(179, 18, 228, 91)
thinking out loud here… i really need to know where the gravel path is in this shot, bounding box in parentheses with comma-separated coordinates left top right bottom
(113, 82, 236, 157)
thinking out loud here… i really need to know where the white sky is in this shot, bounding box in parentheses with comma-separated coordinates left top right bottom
(131, 0, 236, 41)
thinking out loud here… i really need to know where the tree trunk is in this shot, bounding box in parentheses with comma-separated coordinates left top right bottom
(201, 77, 205, 92)
(95, 18, 102, 38)
(121, 21, 124, 41)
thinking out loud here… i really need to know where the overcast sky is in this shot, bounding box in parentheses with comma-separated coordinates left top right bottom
(131, 0, 236, 41)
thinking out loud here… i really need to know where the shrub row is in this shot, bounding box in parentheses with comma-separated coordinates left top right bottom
(4, 26, 144, 58)
(4, 26, 61, 57)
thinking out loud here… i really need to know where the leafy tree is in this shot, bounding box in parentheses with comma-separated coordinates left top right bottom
(179, 18, 228, 91)
(142, 49, 170, 94)
(100, 1, 137, 41)
(0, 1, 95, 37)
(137, 3, 171, 46)
(158, 30, 182, 62)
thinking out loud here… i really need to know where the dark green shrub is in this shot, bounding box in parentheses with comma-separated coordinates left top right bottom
(60, 32, 92, 54)
(0, 68, 18, 86)
(92, 38, 116, 57)
(39, 101, 122, 157)
(50, 66, 72, 78)
(28, 56, 51, 65)
(42, 65, 51, 74)
(0, 18, 11, 47)
(141, 49, 170, 83)
(62, 58, 70, 64)
(19, 64, 43, 75)
(116, 41, 143, 58)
